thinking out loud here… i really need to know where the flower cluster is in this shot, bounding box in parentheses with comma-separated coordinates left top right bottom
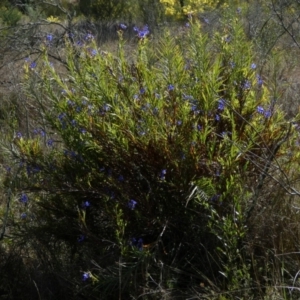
(257, 106, 272, 118)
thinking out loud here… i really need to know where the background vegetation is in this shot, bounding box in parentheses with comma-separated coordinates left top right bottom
(1, 0, 300, 299)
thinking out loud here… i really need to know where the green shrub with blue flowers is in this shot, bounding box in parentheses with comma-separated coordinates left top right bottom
(3, 12, 300, 299)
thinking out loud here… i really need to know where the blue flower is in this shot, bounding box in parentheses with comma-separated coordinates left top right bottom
(82, 201, 90, 209)
(30, 62, 37, 69)
(167, 84, 174, 91)
(250, 63, 257, 69)
(160, 169, 167, 180)
(58, 112, 66, 121)
(82, 272, 90, 281)
(78, 234, 85, 242)
(130, 237, 143, 251)
(264, 110, 272, 118)
(21, 213, 27, 219)
(20, 193, 28, 204)
(102, 104, 110, 112)
(153, 107, 159, 115)
(256, 74, 263, 87)
(218, 98, 226, 111)
(67, 100, 75, 106)
(33, 128, 45, 137)
(80, 128, 87, 134)
(128, 199, 137, 210)
(257, 106, 264, 114)
(224, 36, 231, 43)
(119, 23, 127, 30)
(47, 139, 54, 147)
(46, 34, 53, 42)
(16, 132, 22, 138)
(242, 79, 251, 90)
(90, 49, 97, 57)
(134, 25, 150, 39)
(215, 114, 220, 121)
(85, 33, 94, 41)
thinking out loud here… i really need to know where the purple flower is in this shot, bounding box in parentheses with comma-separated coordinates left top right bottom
(82, 201, 90, 209)
(218, 98, 226, 111)
(250, 63, 257, 69)
(90, 49, 97, 56)
(135, 25, 150, 39)
(128, 199, 137, 210)
(20, 193, 28, 204)
(224, 36, 231, 43)
(16, 132, 22, 138)
(215, 114, 220, 121)
(160, 169, 167, 180)
(167, 84, 174, 91)
(78, 234, 85, 242)
(119, 23, 127, 30)
(46, 34, 53, 42)
(85, 33, 94, 42)
(58, 112, 66, 121)
(257, 106, 264, 114)
(102, 104, 110, 112)
(138, 31, 148, 38)
(256, 74, 263, 87)
(47, 139, 54, 147)
(33, 128, 45, 137)
(264, 110, 272, 118)
(80, 128, 87, 134)
(131, 237, 143, 251)
(82, 272, 90, 281)
(242, 79, 251, 90)
(21, 212, 27, 219)
(30, 62, 37, 69)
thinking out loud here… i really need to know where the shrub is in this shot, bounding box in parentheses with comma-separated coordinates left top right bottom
(78, 0, 130, 21)
(3, 13, 300, 299)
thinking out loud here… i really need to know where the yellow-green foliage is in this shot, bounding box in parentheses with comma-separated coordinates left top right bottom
(0, 5, 22, 26)
(160, 0, 241, 19)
